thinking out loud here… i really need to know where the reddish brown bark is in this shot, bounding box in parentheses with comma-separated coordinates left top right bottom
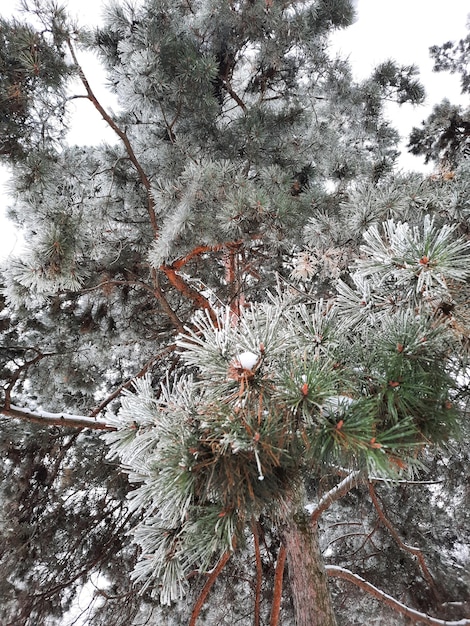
(171, 243, 226, 270)
(160, 264, 218, 325)
(282, 512, 338, 626)
(189, 550, 232, 626)
(269, 544, 287, 626)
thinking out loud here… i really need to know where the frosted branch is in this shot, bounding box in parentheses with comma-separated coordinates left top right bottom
(326, 566, 470, 626)
(66, 37, 158, 236)
(1, 404, 112, 431)
(309, 471, 363, 523)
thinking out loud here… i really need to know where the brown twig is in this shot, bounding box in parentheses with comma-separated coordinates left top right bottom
(3, 349, 49, 410)
(367, 482, 441, 599)
(171, 243, 227, 270)
(160, 263, 218, 325)
(151, 268, 186, 333)
(222, 77, 247, 112)
(66, 38, 158, 236)
(89, 346, 175, 417)
(189, 550, 233, 626)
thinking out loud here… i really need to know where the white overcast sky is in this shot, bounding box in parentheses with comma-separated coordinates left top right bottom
(0, 0, 469, 259)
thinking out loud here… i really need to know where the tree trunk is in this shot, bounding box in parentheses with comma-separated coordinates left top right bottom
(282, 511, 338, 626)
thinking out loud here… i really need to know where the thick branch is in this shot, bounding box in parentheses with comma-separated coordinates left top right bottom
(171, 243, 226, 270)
(310, 471, 363, 524)
(326, 566, 470, 626)
(1, 404, 112, 430)
(67, 38, 158, 235)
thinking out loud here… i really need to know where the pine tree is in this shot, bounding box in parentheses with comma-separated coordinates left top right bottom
(0, 1, 469, 625)
(408, 23, 470, 169)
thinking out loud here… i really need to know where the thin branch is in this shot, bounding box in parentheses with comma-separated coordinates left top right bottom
(222, 77, 247, 112)
(333, 465, 444, 485)
(83, 271, 185, 333)
(252, 519, 262, 626)
(89, 346, 175, 417)
(4, 350, 49, 409)
(310, 470, 363, 524)
(66, 37, 158, 235)
(171, 243, 226, 270)
(367, 482, 440, 598)
(269, 545, 287, 626)
(33, 510, 135, 599)
(1, 404, 112, 430)
(189, 550, 232, 626)
(326, 566, 470, 626)
(151, 269, 186, 333)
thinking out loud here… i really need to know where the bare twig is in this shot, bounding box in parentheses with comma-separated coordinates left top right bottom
(222, 77, 247, 112)
(151, 268, 186, 333)
(3, 349, 50, 409)
(367, 482, 441, 599)
(252, 518, 262, 626)
(90, 346, 175, 417)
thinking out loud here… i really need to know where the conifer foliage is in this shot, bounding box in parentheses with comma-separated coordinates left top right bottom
(0, 1, 470, 625)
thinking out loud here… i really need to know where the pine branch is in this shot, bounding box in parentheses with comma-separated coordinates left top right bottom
(1, 404, 112, 430)
(166, 240, 243, 322)
(91, 271, 185, 333)
(3, 349, 50, 410)
(171, 239, 242, 270)
(222, 77, 247, 112)
(66, 37, 158, 236)
(367, 482, 441, 600)
(151, 269, 186, 333)
(326, 566, 470, 626)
